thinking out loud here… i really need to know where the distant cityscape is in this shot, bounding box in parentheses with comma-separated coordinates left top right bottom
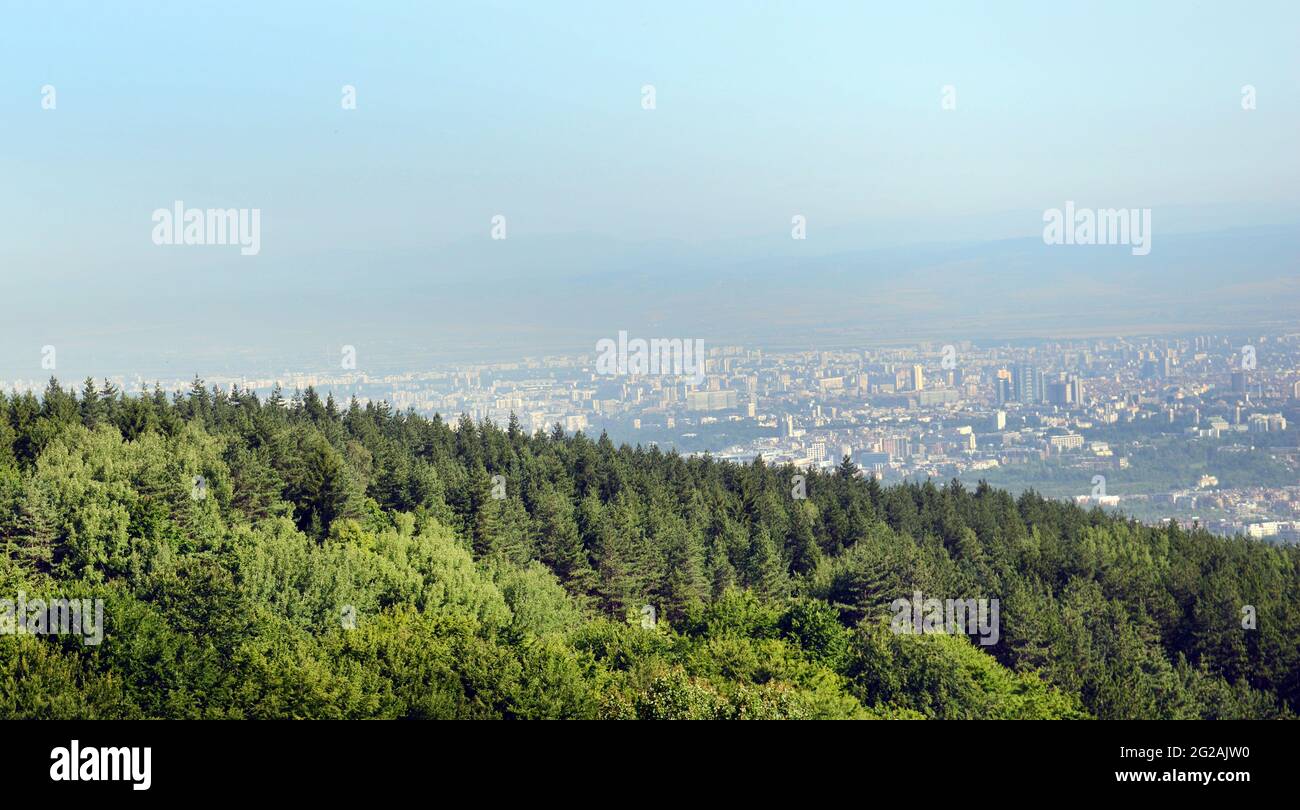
(7, 331, 1300, 544)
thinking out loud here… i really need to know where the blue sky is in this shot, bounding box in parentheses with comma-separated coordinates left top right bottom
(4, 1, 1298, 262)
(1, 1, 1298, 376)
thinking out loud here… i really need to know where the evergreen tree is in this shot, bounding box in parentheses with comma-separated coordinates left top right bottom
(80, 376, 102, 428)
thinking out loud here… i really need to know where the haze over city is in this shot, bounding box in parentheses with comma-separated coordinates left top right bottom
(3, 1, 1299, 380)
(7, 0, 1300, 762)
(5, 1, 1299, 546)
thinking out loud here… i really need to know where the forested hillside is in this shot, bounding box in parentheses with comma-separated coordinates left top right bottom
(0, 377, 1296, 719)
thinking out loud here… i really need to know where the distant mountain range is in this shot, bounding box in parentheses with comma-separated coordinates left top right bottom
(3, 223, 1297, 381)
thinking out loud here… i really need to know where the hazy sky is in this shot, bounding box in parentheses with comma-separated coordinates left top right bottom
(4, 2, 1298, 259)
(2, 1, 1298, 377)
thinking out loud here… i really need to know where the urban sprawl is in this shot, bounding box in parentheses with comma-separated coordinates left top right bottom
(8, 333, 1300, 544)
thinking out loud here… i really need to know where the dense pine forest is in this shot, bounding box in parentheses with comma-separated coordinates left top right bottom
(0, 377, 1296, 719)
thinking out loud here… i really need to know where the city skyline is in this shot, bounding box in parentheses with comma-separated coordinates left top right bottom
(10, 328, 1299, 544)
(5, 0, 1300, 740)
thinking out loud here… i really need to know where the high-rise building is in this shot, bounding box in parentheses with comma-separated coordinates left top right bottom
(995, 370, 1013, 405)
(1047, 373, 1071, 406)
(686, 390, 738, 411)
(910, 364, 924, 392)
(1013, 364, 1043, 404)
(883, 436, 910, 459)
(1045, 372, 1084, 407)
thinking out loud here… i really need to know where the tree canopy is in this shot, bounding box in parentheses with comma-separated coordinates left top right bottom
(0, 378, 1295, 719)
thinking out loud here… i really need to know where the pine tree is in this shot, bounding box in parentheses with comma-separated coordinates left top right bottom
(80, 377, 102, 428)
(532, 487, 596, 594)
(41, 378, 78, 424)
(785, 502, 821, 576)
(742, 525, 787, 600)
(467, 464, 499, 556)
(595, 493, 657, 614)
(7, 480, 57, 572)
(655, 513, 707, 621)
(706, 537, 737, 599)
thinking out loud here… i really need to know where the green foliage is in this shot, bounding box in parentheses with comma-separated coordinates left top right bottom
(847, 619, 1088, 719)
(0, 381, 1295, 719)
